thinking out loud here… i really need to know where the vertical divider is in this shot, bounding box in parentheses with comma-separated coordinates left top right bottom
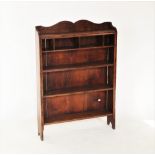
(53, 38, 55, 51)
(45, 99, 48, 119)
(45, 39, 48, 67)
(106, 90, 109, 112)
(107, 66, 109, 85)
(78, 37, 81, 48)
(45, 39, 48, 92)
(107, 47, 109, 86)
(107, 48, 109, 64)
(45, 39, 48, 118)
(66, 95, 70, 114)
(64, 70, 69, 91)
(84, 92, 87, 112)
(102, 35, 104, 46)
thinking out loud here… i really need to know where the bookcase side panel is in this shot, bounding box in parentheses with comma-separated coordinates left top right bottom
(36, 31, 44, 140)
(113, 33, 117, 120)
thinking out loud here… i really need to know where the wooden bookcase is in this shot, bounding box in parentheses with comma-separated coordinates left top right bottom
(36, 20, 117, 141)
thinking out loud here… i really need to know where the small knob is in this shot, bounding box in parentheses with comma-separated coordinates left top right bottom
(97, 98, 101, 102)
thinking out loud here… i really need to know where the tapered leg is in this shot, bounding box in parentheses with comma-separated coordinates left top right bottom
(40, 131, 44, 141)
(107, 116, 111, 125)
(112, 120, 115, 129)
(40, 124, 44, 141)
(107, 115, 115, 129)
(38, 119, 44, 140)
(38, 123, 40, 136)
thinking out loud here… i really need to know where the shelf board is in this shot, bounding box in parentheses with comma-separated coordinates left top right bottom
(44, 85, 113, 98)
(43, 62, 113, 73)
(45, 111, 113, 124)
(40, 30, 115, 39)
(42, 45, 114, 53)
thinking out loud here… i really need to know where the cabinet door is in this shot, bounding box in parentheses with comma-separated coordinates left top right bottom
(86, 91, 106, 112)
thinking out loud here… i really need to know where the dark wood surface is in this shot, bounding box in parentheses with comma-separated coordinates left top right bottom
(36, 20, 116, 34)
(44, 84, 113, 97)
(39, 31, 115, 39)
(43, 62, 114, 73)
(42, 45, 114, 53)
(36, 20, 117, 140)
(45, 111, 113, 124)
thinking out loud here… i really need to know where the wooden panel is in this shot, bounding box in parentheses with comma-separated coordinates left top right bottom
(108, 47, 114, 64)
(86, 48, 107, 63)
(42, 39, 53, 51)
(86, 91, 106, 112)
(44, 96, 68, 118)
(44, 94, 85, 120)
(44, 91, 110, 123)
(80, 35, 103, 47)
(36, 30, 44, 140)
(55, 37, 79, 50)
(43, 51, 72, 67)
(69, 49, 89, 64)
(103, 35, 114, 46)
(107, 90, 113, 113)
(45, 111, 113, 124)
(67, 94, 85, 113)
(65, 69, 88, 88)
(44, 90, 111, 123)
(41, 35, 114, 51)
(108, 66, 114, 86)
(43, 67, 107, 93)
(36, 20, 117, 35)
(40, 31, 115, 39)
(42, 47, 109, 68)
(87, 68, 107, 86)
(44, 85, 113, 97)
(43, 62, 113, 73)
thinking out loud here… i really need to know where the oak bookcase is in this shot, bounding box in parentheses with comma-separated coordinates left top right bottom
(36, 20, 117, 140)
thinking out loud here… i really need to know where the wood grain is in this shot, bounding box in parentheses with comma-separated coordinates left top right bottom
(36, 20, 117, 140)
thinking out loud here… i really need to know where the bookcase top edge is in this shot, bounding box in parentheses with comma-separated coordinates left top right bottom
(36, 20, 117, 35)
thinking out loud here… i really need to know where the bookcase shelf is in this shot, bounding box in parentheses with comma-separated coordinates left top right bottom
(36, 20, 117, 141)
(44, 84, 113, 97)
(42, 45, 114, 53)
(43, 61, 114, 73)
(39, 30, 115, 39)
(45, 111, 113, 124)
(42, 35, 114, 51)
